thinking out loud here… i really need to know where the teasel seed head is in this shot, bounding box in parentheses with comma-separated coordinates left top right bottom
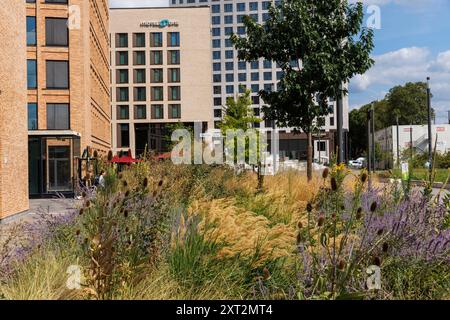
(142, 177, 148, 188)
(152, 191, 158, 198)
(84, 200, 91, 208)
(318, 215, 325, 227)
(93, 150, 98, 159)
(79, 208, 84, 215)
(297, 221, 303, 229)
(370, 202, 378, 212)
(382, 242, 389, 253)
(322, 168, 329, 179)
(122, 180, 128, 188)
(81, 191, 87, 198)
(337, 259, 346, 270)
(331, 213, 337, 219)
(118, 173, 123, 180)
(331, 177, 338, 191)
(373, 256, 382, 267)
(361, 172, 368, 183)
(107, 150, 113, 162)
(75, 230, 80, 236)
(123, 210, 129, 218)
(306, 202, 313, 212)
(125, 227, 129, 233)
(377, 228, 384, 236)
(158, 180, 164, 187)
(125, 190, 130, 198)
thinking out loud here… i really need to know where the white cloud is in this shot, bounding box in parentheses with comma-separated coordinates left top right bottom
(350, 47, 450, 123)
(110, 0, 169, 8)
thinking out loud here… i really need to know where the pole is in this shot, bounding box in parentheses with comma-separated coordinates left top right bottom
(371, 102, 376, 173)
(426, 77, 433, 177)
(410, 125, 413, 161)
(367, 109, 372, 189)
(336, 84, 344, 164)
(396, 115, 400, 169)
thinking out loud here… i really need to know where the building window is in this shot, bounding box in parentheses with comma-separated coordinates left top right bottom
(238, 73, 246, 82)
(46, 18, 68, 46)
(237, 3, 246, 11)
(169, 104, 181, 119)
(262, 1, 271, 10)
(47, 103, 69, 130)
(226, 74, 234, 82)
(213, 51, 221, 60)
(151, 104, 164, 119)
(26, 16, 36, 46)
(151, 32, 163, 47)
(168, 50, 180, 64)
(329, 117, 335, 126)
(252, 96, 260, 104)
(317, 141, 326, 152)
(168, 86, 181, 101)
(117, 124, 130, 148)
(224, 3, 233, 12)
(117, 105, 129, 120)
(214, 109, 222, 118)
(225, 62, 234, 70)
(213, 74, 221, 83)
(150, 50, 163, 65)
(134, 69, 146, 83)
(116, 33, 128, 48)
(168, 32, 180, 47)
(224, 27, 233, 36)
(214, 97, 222, 106)
(263, 72, 272, 81)
(116, 51, 128, 66)
(212, 5, 220, 13)
(212, 39, 221, 48)
(134, 105, 147, 119)
(250, 2, 258, 11)
(28, 103, 38, 130)
(133, 33, 145, 47)
(134, 87, 146, 102)
(151, 87, 163, 101)
(238, 61, 246, 70)
(226, 85, 234, 94)
(27, 59, 37, 89)
(264, 60, 272, 68)
(46, 60, 69, 89)
(168, 68, 180, 83)
(212, 16, 220, 25)
(116, 69, 129, 84)
(225, 50, 233, 59)
(213, 63, 221, 72)
(213, 86, 221, 94)
(212, 28, 221, 37)
(117, 87, 129, 102)
(237, 26, 246, 35)
(251, 84, 260, 93)
(151, 69, 164, 83)
(134, 51, 146, 65)
(224, 16, 233, 24)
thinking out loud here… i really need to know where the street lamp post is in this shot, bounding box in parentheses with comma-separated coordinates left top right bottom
(396, 115, 400, 169)
(426, 77, 433, 177)
(336, 84, 344, 164)
(367, 109, 372, 189)
(371, 102, 375, 173)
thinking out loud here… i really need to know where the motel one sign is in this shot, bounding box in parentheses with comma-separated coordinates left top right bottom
(140, 19, 179, 28)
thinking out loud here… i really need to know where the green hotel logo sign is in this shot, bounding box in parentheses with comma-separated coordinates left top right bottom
(140, 19, 179, 28)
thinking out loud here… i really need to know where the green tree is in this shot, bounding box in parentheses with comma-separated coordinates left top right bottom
(219, 89, 264, 191)
(349, 82, 434, 158)
(232, 0, 374, 181)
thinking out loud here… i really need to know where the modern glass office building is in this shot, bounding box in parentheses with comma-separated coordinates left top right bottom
(170, 0, 349, 163)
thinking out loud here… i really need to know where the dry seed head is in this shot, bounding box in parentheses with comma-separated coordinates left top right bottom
(107, 150, 113, 161)
(322, 168, 329, 179)
(337, 259, 346, 270)
(79, 208, 84, 215)
(382, 242, 389, 253)
(262, 268, 271, 281)
(142, 177, 148, 188)
(373, 256, 382, 267)
(297, 221, 303, 229)
(306, 202, 313, 212)
(331, 177, 338, 191)
(377, 228, 384, 236)
(122, 180, 128, 188)
(318, 215, 325, 227)
(370, 202, 378, 212)
(296, 232, 303, 244)
(361, 172, 368, 183)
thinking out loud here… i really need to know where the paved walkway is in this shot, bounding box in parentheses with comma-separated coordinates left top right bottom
(0, 198, 79, 227)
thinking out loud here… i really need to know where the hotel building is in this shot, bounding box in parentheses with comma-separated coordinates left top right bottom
(110, 7, 214, 157)
(25, 0, 111, 199)
(170, 0, 349, 163)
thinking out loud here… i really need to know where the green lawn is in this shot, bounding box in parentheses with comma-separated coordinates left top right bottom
(378, 168, 449, 184)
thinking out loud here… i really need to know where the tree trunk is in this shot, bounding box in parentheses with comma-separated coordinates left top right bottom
(307, 131, 313, 182)
(257, 162, 264, 193)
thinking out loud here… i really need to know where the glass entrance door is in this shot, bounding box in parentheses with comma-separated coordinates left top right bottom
(48, 146, 71, 191)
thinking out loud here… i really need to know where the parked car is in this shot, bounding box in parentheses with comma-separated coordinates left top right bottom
(349, 157, 366, 169)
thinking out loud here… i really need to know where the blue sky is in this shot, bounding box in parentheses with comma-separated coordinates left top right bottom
(111, 0, 450, 123)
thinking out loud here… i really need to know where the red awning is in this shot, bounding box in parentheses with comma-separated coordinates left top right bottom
(110, 155, 142, 163)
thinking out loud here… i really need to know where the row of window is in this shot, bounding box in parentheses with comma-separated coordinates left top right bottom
(115, 50, 180, 66)
(27, 16, 68, 47)
(213, 59, 273, 70)
(213, 72, 284, 83)
(116, 68, 181, 84)
(171, 0, 279, 12)
(26, 0, 68, 3)
(27, 103, 69, 131)
(212, 26, 246, 37)
(27, 60, 69, 89)
(116, 104, 181, 120)
(116, 87, 181, 102)
(115, 32, 180, 48)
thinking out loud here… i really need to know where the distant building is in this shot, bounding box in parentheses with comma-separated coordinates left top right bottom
(375, 124, 450, 169)
(170, 0, 349, 163)
(109, 7, 214, 157)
